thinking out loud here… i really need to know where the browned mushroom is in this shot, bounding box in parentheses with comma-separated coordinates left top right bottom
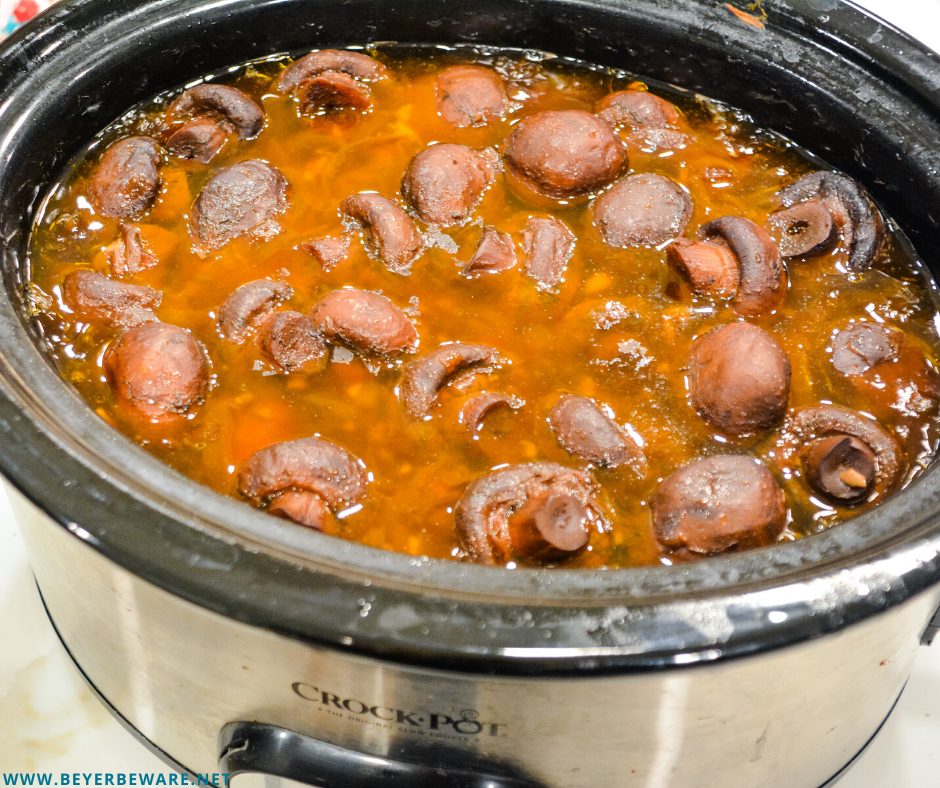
(62, 270, 161, 329)
(651, 455, 787, 555)
(259, 310, 328, 373)
(771, 171, 884, 270)
(667, 237, 740, 297)
(504, 110, 627, 199)
(238, 437, 367, 521)
(548, 394, 646, 473)
(311, 288, 417, 357)
(103, 322, 210, 422)
(592, 173, 692, 248)
(401, 144, 499, 226)
(789, 404, 903, 502)
(766, 200, 836, 258)
(267, 490, 336, 532)
(218, 279, 293, 343)
(273, 49, 388, 93)
(436, 65, 508, 128)
(698, 216, 787, 316)
(294, 70, 373, 114)
(831, 322, 901, 376)
(594, 89, 681, 129)
(463, 226, 516, 276)
(104, 223, 178, 277)
(689, 322, 791, 436)
(459, 392, 524, 432)
(166, 117, 231, 163)
(190, 160, 289, 253)
(340, 192, 423, 274)
(522, 216, 575, 291)
(454, 462, 605, 564)
(301, 235, 350, 270)
(167, 84, 265, 139)
(400, 343, 503, 418)
(89, 136, 162, 220)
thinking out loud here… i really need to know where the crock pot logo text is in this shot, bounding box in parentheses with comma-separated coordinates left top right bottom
(291, 682, 505, 736)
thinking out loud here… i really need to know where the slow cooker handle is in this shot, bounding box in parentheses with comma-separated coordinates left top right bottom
(218, 721, 535, 788)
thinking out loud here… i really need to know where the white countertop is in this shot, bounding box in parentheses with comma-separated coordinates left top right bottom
(1, 0, 940, 783)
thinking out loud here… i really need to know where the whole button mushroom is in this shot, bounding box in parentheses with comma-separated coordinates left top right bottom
(651, 455, 787, 556)
(218, 279, 293, 343)
(273, 49, 388, 93)
(522, 216, 575, 291)
(789, 404, 904, 504)
(340, 193, 424, 275)
(769, 171, 884, 270)
(459, 392, 524, 433)
(594, 89, 681, 129)
(62, 270, 161, 330)
(166, 117, 231, 164)
(592, 173, 692, 248)
(190, 160, 289, 253)
(689, 322, 791, 437)
(259, 311, 328, 374)
(548, 394, 646, 473)
(454, 462, 605, 564)
(671, 216, 787, 316)
(103, 322, 210, 423)
(90, 136, 162, 220)
(436, 65, 508, 128)
(273, 50, 386, 116)
(239, 437, 368, 530)
(167, 84, 265, 140)
(311, 288, 418, 357)
(400, 343, 504, 418)
(831, 322, 901, 376)
(504, 110, 627, 199)
(294, 70, 373, 114)
(401, 143, 499, 226)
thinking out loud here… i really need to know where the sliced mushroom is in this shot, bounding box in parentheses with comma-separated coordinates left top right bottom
(273, 49, 387, 93)
(436, 65, 508, 128)
(190, 160, 289, 253)
(594, 89, 681, 129)
(522, 216, 575, 291)
(340, 192, 423, 275)
(773, 171, 884, 270)
(592, 173, 691, 248)
(454, 462, 604, 564)
(700, 216, 787, 316)
(504, 110, 627, 199)
(667, 237, 740, 297)
(831, 322, 901, 376)
(766, 200, 836, 258)
(459, 392, 524, 432)
(103, 322, 210, 422)
(301, 234, 350, 270)
(62, 270, 161, 329)
(651, 455, 787, 555)
(463, 226, 516, 276)
(166, 117, 230, 164)
(310, 288, 417, 356)
(167, 84, 265, 139)
(267, 489, 335, 531)
(689, 322, 791, 436)
(548, 394, 646, 473)
(294, 70, 373, 114)
(401, 144, 498, 226)
(89, 136, 162, 220)
(259, 310, 328, 373)
(218, 279, 293, 343)
(239, 436, 367, 514)
(104, 223, 178, 277)
(400, 343, 503, 418)
(790, 404, 903, 501)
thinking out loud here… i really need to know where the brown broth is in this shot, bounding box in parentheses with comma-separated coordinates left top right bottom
(25, 45, 940, 568)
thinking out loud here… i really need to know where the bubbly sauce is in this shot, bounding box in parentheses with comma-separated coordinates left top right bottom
(25, 46, 940, 568)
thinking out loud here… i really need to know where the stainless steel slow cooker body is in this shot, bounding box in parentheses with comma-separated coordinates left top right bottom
(2, 1, 940, 785)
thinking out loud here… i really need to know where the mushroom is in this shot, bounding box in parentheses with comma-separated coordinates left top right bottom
(594, 89, 681, 129)
(503, 110, 627, 200)
(259, 310, 328, 374)
(436, 65, 508, 128)
(239, 437, 368, 529)
(592, 173, 692, 248)
(459, 392, 524, 433)
(218, 279, 293, 343)
(454, 462, 605, 564)
(830, 322, 901, 376)
(651, 455, 787, 555)
(273, 49, 388, 93)
(522, 216, 575, 291)
(89, 136, 162, 220)
(401, 144, 499, 226)
(770, 170, 884, 270)
(310, 288, 417, 357)
(104, 223, 178, 277)
(548, 394, 646, 473)
(103, 322, 210, 422)
(340, 192, 423, 275)
(400, 343, 504, 418)
(462, 226, 516, 276)
(62, 270, 161, 329)
(294, 70, 373, 114)
(789, 404, 904, 503)
(689, 322, 791, 436)
(166, 84, 265, 139)
(301, 235, 350, 271)
(166, 117, 230, 164)
(671, 216, 786, 316)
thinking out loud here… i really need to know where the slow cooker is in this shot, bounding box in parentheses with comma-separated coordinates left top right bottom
(1, 0, 939, 785)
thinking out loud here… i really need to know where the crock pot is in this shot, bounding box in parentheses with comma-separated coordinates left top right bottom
(2, 0, 940, 785)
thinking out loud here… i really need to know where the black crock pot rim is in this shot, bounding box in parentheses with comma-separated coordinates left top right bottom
(1, 0, 939, 675)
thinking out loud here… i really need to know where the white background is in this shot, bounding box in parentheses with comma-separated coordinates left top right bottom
(1, 0, 940, 783)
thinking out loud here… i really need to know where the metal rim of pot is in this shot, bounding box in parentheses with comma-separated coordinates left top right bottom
(0, 0, 938, 675)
